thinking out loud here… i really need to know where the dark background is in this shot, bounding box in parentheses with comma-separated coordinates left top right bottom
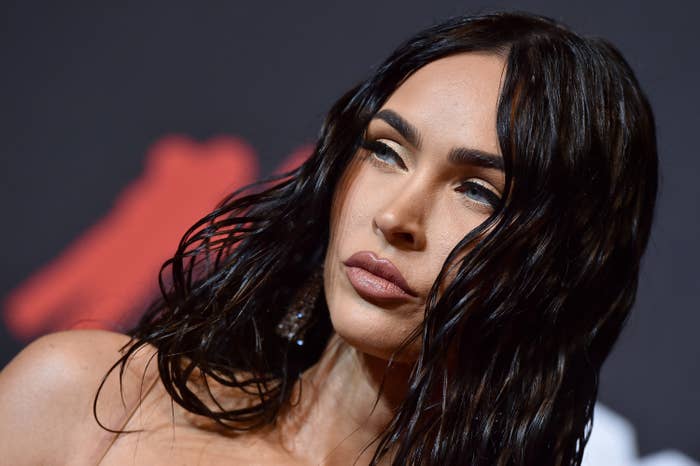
(1, 0, 698, 459)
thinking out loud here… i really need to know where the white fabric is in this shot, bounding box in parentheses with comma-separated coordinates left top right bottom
(582, 403, 698, 466)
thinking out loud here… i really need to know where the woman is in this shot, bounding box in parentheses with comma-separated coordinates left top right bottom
(0, 11, 657, 466)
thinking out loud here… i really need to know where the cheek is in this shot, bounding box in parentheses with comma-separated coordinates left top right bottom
(335, 161, 384, 231)
(430, 201, 485, 266)
(423, 206, 498, 313)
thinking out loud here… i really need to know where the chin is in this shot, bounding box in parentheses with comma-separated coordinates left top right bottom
(325, 296, 423, 364)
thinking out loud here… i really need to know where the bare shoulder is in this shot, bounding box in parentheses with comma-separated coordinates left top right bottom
(0, 329, 160, 465)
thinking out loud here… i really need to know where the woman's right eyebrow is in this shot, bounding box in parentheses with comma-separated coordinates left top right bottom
(372, 109, 504, 172)
(374, 109, 423, 149)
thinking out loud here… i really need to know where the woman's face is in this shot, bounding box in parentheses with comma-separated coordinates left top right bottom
(323, 52, 507, 362)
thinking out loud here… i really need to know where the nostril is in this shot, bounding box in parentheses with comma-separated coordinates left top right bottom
(396, 232, 414, 244)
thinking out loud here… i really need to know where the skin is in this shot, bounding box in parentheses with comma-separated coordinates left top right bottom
(0, 51, 506, 465)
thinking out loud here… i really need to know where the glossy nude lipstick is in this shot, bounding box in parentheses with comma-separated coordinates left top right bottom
(342, 250, 418, 302)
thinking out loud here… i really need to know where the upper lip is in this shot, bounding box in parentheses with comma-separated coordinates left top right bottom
(342, 250, 418, 297)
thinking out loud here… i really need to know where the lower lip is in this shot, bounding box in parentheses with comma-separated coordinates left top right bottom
(344, 265, 414, 301)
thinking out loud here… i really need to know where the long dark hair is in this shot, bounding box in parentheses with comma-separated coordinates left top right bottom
(96, 11, 658, 466)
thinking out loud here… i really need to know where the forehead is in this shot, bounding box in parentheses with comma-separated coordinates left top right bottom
(377, 52, 506, 155)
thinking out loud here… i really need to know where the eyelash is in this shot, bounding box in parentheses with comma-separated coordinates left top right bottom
(360, 139, 501, 209)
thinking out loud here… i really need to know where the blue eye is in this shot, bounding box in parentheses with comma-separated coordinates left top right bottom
(457, 181, 501, 208)
(360, 139, 406, 169)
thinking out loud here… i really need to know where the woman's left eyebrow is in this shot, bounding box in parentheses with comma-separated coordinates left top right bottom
(373, 108, 504, 172)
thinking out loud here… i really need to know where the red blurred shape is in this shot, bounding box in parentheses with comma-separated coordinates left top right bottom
(3, 135, 258, 340)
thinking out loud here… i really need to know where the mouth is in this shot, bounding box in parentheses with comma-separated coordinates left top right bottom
(342, 250, 418, 302)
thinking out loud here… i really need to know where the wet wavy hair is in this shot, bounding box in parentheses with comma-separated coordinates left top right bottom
(96, 11, 658, 466)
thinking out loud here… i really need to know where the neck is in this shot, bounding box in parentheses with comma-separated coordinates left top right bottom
(274, 333, 413, 465)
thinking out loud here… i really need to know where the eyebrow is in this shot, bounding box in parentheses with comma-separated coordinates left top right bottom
(373, 108, 504, 172)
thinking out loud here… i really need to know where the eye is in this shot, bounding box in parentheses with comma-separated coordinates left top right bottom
(457, 180, 501, 209)
(360, 139, 407, 170)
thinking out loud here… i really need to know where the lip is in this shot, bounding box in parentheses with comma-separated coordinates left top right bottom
(342, 250, 418, 301)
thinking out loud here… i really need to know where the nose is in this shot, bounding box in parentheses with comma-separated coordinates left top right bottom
(373, 185, 427, 251)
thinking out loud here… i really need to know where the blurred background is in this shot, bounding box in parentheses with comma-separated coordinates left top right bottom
(1, 0, 698, 460)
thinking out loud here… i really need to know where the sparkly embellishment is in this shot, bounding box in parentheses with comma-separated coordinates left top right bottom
(274, 266, 323, 345)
